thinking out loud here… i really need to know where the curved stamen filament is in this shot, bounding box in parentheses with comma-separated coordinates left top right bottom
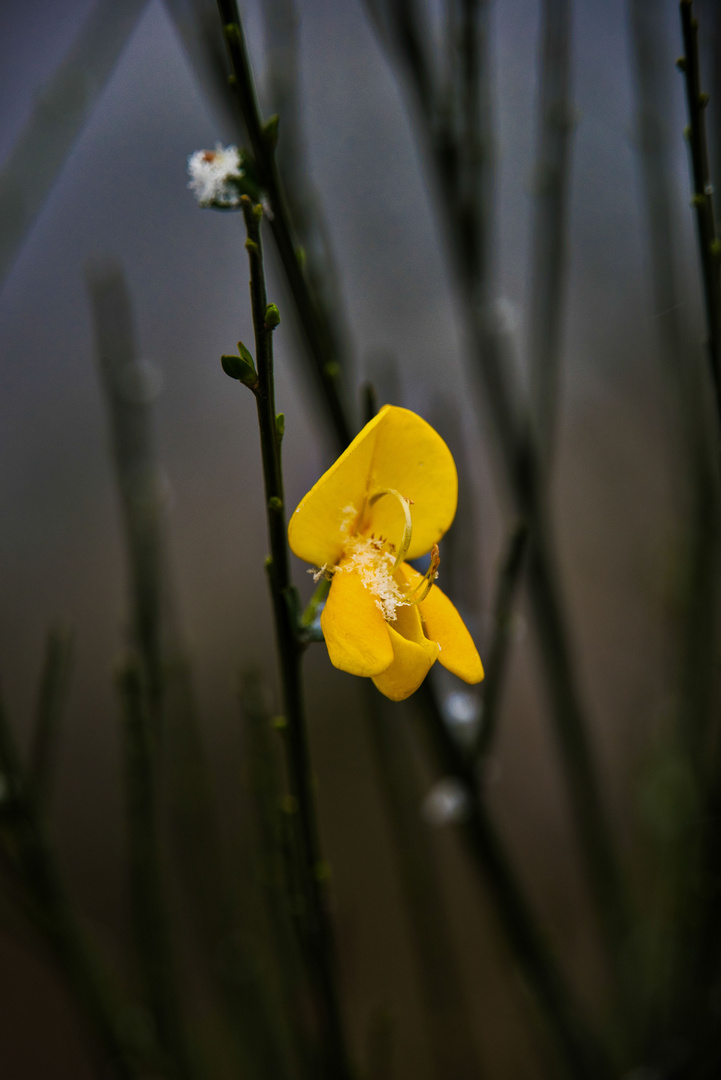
(406, 544, 440, 605)
(368, 488, 413, 569)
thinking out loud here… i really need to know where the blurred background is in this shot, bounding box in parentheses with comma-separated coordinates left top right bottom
(0, 1, 718, 1076)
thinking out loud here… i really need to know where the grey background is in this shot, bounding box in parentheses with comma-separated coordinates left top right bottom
(0, 1, 707, 1075)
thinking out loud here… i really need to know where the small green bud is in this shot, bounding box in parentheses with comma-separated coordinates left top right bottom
(264, 303, 281, 329)
(324, 361, 340, 379)
(263, 114, 280, 147)
(676, 56, 687, 72)
(237, 341, 254, 366)
(221, 353, 257, 386)
(245, 239, 259, 255)
(275, 413, 285, 439)
(252, 202, 263, 220)
(272, 715, 287, 731)
(269, 496, 283, 511)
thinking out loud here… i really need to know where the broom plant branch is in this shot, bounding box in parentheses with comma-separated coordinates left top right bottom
(239, 196, 353, 1080)
(416, 679, 613, 1080)
(367, 0, 631, 970)
(0, 684, 156, 1079)
(217, 0, 353, 449)
(679, 0, 721, 429)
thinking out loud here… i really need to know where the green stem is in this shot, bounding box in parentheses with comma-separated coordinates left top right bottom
(240, 197, 353, 1080)
(0, 684, 154, 1079)
(528, 0, 573, 470)
(679, 0, 721, 429)
(118, 660, 200, 1080)
(30, 626, 73, 812)
(416, 679, 613, 1080)
(366, 686, 485, 1080)
(217, 0, 353, 449)
(471, 521, 527, 761)
(371, 0, 631, 970)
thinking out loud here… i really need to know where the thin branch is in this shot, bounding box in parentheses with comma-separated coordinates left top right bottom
(415, 679, 614, 1080)
(528, 0, 574, 470)
(0, 0, 148, 289)
(471, 522, 527, 761)
(366, 686, 485, 1080)
(367, 0, 631, 971)
(0, 683, 156, 1078)
(88, 261, 275, 1076)
(240, 669, 313, 1080)
(217, 0, 353, 449)
(679, 0, 721, 427)
(118, 660, 201, 1080)
(238, 196, 353, 1080)
(30, 626, 73, 812)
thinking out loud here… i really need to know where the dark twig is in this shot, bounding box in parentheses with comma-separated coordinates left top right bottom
(415, 679, 613, 1080)
(0, 0, 147, 289)
(89, 262, 275, 1076)
(629, 3, 721, 1060)
(471, 522, 528, 761)
(367, 0, 630, 973)
(679, 0, 721, 428)
(30, 626, 73, 812)
(240, 670, 312, 1080)
(0, 682, 155, 1079)
(238, 196, 353, 1080)
(118, 660, 200, 1080)
(366, 687, 485, 1080)
(217, 0, 353, 449)
(528, 0, 574, 470)
(87, 261, 164, 718)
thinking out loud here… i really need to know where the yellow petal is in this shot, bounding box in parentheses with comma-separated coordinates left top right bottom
(364, 407, 458, 560)
(321, 565, 394, 677)
(400, 564, 484, 684)
(372, 610, 440, 701)
(288, 406, 458, 567)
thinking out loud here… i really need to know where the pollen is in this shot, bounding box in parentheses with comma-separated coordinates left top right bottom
(340, 534, 408, 621)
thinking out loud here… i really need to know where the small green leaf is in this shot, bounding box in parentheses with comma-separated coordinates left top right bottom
(221, 353, 257, 387)
(237, 341, 255, 366)
(263, 114, 280, 147)
(275, 413, 285, 440)
(269, 496, 283, 511)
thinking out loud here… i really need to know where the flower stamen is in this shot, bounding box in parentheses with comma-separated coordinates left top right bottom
(406, 544, 441, 604)
(368, 488, 413, 569)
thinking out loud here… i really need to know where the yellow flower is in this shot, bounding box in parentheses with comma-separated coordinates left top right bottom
(288, 405, 484, 701)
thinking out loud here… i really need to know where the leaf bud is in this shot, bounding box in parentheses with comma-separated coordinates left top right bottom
(221, 352, 257, 386)
(263, 114, 280, 147)
(237, 341, 255, 366)
(264, 303, 281, 329)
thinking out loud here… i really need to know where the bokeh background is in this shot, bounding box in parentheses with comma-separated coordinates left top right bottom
(0, 1, 717, 1076)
